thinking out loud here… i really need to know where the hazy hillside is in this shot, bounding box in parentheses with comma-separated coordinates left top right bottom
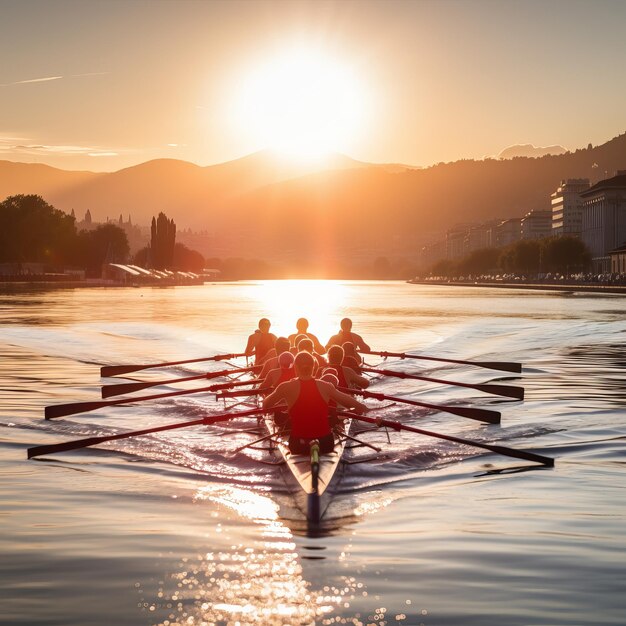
(227, 132, 626, 258)
(1, 132, 625, 262)
(0, 161, 102, 199)
(0, 150, 378, 225)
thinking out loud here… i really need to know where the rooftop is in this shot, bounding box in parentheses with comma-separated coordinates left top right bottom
(580, 173, 626, 197)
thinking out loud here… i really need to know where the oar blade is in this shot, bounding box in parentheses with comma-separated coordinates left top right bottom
(445, 405, 501, 424)
(475, 383, 525, 400)
(474, 361, 522, 373)
(45, 400, 108, 420)
(489, 444, 554, 467)
(101, 381, 152, 398)
(101, 364, 146, 377)
(28, 435, 108, 458)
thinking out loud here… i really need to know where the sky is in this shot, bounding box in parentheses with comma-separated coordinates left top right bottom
(1, 0, 625, 172)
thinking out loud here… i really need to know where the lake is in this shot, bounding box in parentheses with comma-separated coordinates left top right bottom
(1, 281, 625, 626)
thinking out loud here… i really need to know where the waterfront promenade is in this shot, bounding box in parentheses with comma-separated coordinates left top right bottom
(409, 279, 626, 294)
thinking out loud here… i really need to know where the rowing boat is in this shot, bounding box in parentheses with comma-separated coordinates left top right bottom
(261, 412, 352, 523)
(33, 348, 554, 527)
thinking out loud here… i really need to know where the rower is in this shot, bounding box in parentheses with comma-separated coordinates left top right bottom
(325, 345, 369, 390)
(326, 318, 371, 353)
(263, 352, 368, 455)
(341, 341, 363, 374)
(258, 336, 291, 379)
(297, 337, 327, 373)
(262, 351, 296, 389)
(262, 351, 295, 428)
(288, 317, 326, 354)
(244, 318, 277, 366)
(290, 333, 308, 355)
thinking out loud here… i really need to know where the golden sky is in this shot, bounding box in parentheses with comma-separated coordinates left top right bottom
(1, 0, 625, 171)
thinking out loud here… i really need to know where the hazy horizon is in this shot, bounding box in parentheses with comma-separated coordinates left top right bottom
(2, 0, 626, 172)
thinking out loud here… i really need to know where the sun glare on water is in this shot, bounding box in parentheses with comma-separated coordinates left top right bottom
(231, 46, 368, 158)
(253, 280, 348, 340)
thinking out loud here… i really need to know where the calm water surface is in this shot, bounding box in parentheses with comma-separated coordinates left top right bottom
(1, 281, 625, 626)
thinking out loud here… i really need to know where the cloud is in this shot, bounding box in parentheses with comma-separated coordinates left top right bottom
(0, 72, 109, 87)
(0, 139, 123, 157)
(0, 75, 63, 87)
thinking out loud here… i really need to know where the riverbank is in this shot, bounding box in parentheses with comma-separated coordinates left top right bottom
(408, 280, 626, 294)
(0, 278, 206, 290)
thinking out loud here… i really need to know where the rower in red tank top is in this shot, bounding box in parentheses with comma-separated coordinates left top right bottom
(263, 352, 368, 455)
(261, 351, 295, 428)
(262, 351, 296, 389)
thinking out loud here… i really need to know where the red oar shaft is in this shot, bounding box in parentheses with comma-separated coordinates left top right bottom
(101, 352, 247, 377)
(47, 383, 227, 420)
(338, 412, 554, 466)
(366, 350, 522, 373)
(339, 387, 500, 424)
(28, 407, 265, 459)
(101, 366, 253, 398)
(361, 366, 524, 400)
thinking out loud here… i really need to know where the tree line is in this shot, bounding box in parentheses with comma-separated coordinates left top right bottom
(0, 195, 205, 275)
(430, 236, 592, 277)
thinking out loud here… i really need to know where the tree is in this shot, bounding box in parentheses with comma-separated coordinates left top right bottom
(542, 236, 591, 273)
(499, 240, 542, 274)
(458, 247, 500, 275)
(0, 194, 77, 264)
(430, 258, 457, 277)
(76, 224, 129, 276)
(173, 243, 205, 272)
(134, 246, 150, 267)
(150, 212, 176, 269)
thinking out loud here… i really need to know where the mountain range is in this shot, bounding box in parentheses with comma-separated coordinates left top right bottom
(1, 133, 625, 263)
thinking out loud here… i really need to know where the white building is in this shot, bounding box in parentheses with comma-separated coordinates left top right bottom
(580, 172, 626, 273)
(521, 210, 552, 240)
(495, 218, 522, 247)
(551, 178, 590, 237)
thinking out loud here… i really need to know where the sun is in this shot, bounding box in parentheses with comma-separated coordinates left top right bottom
(231, 46, 368, 158)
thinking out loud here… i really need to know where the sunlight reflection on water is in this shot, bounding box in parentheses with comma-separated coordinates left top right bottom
(142, 485, 362, 626)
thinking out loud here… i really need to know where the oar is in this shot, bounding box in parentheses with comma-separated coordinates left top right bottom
(100, 352, 247, 377)
(28, 407, 265, 459)
(101, 366, 254, 398)
(361, 366, 524, 400)
(217, 388, 269, 399)
(340, 388, 500, 424)
(209, 379, 261, 392)
(366, 350, 521, 373)
(338, 412, 554, 466)
(46, 382, 239, 420)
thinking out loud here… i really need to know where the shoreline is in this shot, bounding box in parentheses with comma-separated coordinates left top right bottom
(0, 279, 206, 289)
(408, 280, 626, 294)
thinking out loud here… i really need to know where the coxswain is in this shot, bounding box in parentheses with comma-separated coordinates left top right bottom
(244, 318, 277, 366)
(325, 345, 369, 390)
(325, 318, 371, 353)
(258, 336, 291, 379)
(288, 317, 326, 354)
(263, 352, 368, 454)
